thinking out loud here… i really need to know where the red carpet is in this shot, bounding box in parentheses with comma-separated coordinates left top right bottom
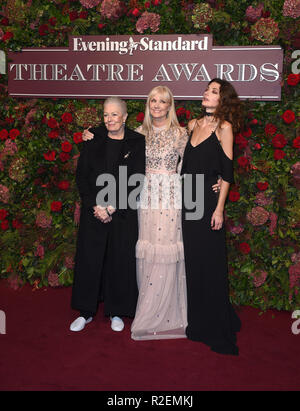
(0, 280, 299, 391)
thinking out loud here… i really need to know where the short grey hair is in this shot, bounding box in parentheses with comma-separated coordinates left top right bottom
(104, 97, 127, 115)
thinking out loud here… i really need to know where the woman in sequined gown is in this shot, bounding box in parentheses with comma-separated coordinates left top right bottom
(131, 86, 189, 340)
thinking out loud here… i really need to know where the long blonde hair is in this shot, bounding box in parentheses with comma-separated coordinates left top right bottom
(141, 86, 182, 135)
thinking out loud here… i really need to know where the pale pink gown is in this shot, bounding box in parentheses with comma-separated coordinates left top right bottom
(131, 125, 189, 340)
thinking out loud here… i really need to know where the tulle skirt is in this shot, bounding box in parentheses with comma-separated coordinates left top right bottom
(131, 201, 187, 340)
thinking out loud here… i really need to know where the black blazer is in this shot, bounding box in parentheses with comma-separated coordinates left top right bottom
(76, 125, 145, 214)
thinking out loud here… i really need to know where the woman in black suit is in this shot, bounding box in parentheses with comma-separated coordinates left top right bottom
(70, 97, 145, 332)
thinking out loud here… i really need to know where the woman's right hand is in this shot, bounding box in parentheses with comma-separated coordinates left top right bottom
(93, 206, 112, 223)
(82, 127, 95, 141)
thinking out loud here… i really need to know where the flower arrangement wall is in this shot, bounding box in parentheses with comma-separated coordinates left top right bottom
(0, 0, 299, 311)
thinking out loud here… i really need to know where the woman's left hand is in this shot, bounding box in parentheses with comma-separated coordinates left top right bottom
(212, 177, 222, 193)
(211, 210, 223, 230)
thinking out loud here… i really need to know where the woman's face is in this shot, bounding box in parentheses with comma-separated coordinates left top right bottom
(149, 93, 170, 121)
(103, 103, 127, 133)
(202, 82, 221, 110)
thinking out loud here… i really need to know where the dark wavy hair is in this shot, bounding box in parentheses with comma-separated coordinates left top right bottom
(199, 78, 244, 134)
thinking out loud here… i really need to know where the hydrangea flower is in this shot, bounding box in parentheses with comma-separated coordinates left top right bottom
(283, 0, 300, 18)
(245, 3, 264, 23)
(35, 211, 52, 229)
(79, 0, 101, 8)
(191, 3, 213, 30)
(136, 12, 161, 33)
(251, 17, 279, 44)
(100, 0, 123, 20)
(247, 206, 269, 226)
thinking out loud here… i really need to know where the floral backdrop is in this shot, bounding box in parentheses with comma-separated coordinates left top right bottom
(0, 0, 299, 311)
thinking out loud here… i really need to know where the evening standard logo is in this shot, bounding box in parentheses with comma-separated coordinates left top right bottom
(73, 36, 209, 55)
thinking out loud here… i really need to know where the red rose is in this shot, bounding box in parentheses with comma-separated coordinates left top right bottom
(48, 17, 57, 26)
(176, 107, 186, 116)
(61, 141, 73, 153)
(273, 149, 286, 160)
(73, 132, 83, 144)
(48, 130, 59, 139)
(2, 31, 13, 41)
(242, 128, 252, 138)
(136, 112, 145, 123)
(272, 134, 287, 148)
(0, 209, 8, 221)
(0, 129, 9, 140)
(59, 152, 70, 162)
(293, 137, 300, 149)
(69, 11, 78, 21)
(9, 129, 20, 140)
(61, 112, 73, 124)
(43, 150, 56, 161)
(254, 143, 261, 150)
(145, 1, 150, 8)
(1, 220, 9, 231)
(265, 123, 277, 135)
(229, 191, 240, 202)
(0, 18, 9, 26)
(186, 110, 191, 119)
(257, 182, 269, 191)
(237, 156, 249, 167)
(79, 11, 88, 19)
(153, 0, 162, 5)
(235, 133, 248, 149)
(98, 23, 105, 29)
(287, 73, 300, 86)
(132, 8, 141, 16)
(239, 242, 251, 254)
(47, 118, 59, 129)
(51, 201, 62, 212)
(12, 219, 22, 229)
(58, 180, 70, 191)
(38, 24, 49, 36)
(282, 110, 295, 124)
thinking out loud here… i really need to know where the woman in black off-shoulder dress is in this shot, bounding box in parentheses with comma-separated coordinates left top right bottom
(181, 78, 243, 355)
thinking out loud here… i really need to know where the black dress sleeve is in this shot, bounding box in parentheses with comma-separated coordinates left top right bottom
(219, 149, 234, 184)
(75, 142, 96, 209)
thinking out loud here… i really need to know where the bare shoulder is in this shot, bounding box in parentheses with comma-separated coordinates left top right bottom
(216, 121, 233, 159)
(218, 121, 233, 141)
(219, 120, 232, 131)
(187, 118, 197, 132)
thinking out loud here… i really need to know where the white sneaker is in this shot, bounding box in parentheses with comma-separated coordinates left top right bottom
(110, 316, 124, 332)
(70, 316, 93, 332)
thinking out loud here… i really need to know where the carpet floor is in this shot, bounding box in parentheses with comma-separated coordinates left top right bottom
(0, 280, 299, 391)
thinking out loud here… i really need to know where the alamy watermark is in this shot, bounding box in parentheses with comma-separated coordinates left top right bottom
(0, 310, 6, 334)
(95, 167, 205, 221)
(291, 310, 300, 335)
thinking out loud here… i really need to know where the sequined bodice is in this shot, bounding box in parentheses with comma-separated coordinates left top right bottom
(136, 125, 188, 174)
